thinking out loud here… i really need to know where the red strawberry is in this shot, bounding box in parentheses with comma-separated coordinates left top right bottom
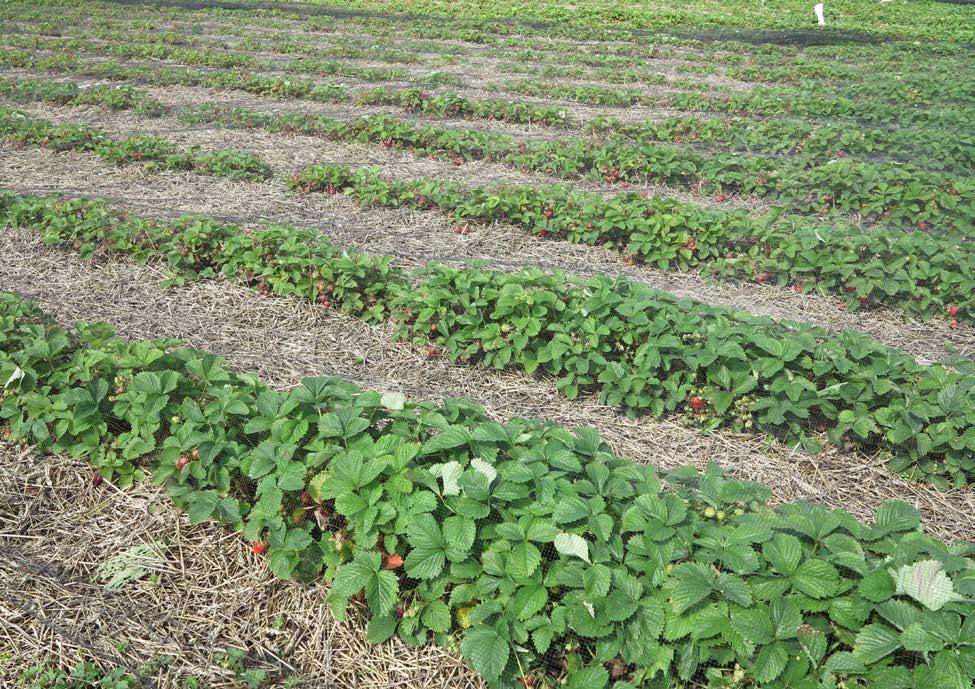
(918, 222, 928, 231)
(689, 396, 705, 412)
(352, 592, 365, 603)
(395, 606, 404, 618)
(837, 303, 847, 311)
(543, 208, 553, 219)
(714, 193, 726, 203)
(755, 272, 771, 283)
(684, 237, 696, 250)
(585, 223, 593, 230)
(793, 283, 803, 294)
(518, 678, 534, 688)
(947, 305, 959, 317)
(300, 492, 312, 505)
(176, 456, 190, 471)
(252, 541, 268, 555)
(384, 554, 404, 570)
(92, 471, 103, 486)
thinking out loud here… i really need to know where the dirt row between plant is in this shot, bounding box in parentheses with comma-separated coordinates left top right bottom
(1, 232, 973, 545)
(0, 442, 483, 688)
(2, 147, 968, 364)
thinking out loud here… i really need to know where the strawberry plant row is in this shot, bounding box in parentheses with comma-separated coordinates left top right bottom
(590, 115, 975, 178)
(504, 80, 973, 130)
(0, 49, 568, 126)
(0, 32, 413, 80)
(2, 292, 974, 689)
(3, 77, 968, 322)
(178, 104, 973, 232)
(3, 74, 969, 234)
(0, 78, 164, 115)
(0, 107, 273, 181)
(5, 69, 967, 181)
(4, 193, 975, 489)
(288, 164, 974, 322)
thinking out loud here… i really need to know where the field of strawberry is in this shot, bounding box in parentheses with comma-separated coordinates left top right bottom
(1, 1, 974, 688)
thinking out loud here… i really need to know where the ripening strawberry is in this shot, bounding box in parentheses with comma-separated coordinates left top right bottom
(518, 678, 534, 688)
(950, 319, 960, 329)
(176, 456, 190, 471)
(689, 396, 705, 412)
(252, 541, 267, 555)
(384, 554, 404, 570)
(947, 305, 959, 317)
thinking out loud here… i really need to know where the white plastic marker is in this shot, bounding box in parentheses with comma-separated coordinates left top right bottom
(814, 3, 826, 25)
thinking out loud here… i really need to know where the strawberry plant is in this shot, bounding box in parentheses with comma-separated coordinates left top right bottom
(2, 294, 975, 689)
(291, 164, 975, 322)
(4, 193, 975, 489)
(0, 108, 273, 181)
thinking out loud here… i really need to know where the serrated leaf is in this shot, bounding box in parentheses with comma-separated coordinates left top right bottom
(405, 547, 445, 580)
(512, 584, 548, 621)
(565, 665, 608, 689)
(508, 541, 543, 578)
(770, 598, 802, 640)
(470, 457, 497, 483)
(461, 627, 509, 681)
(763, 533, 802, 576)
(554, 532, 590, 563)
(853, 624, 901, 664)
(583, 564, 612, 599)
(891, 560, 966, 611)
(874, 501, 921, 534)
(429, 461, 463, 496)
(380, 392, 406, 411)
(858, 569, 896, 602)
(797, 625, 827, 667)
(443, 515, 476, 559)
(366, 615, 398, 644)
(793, 559, 839, 599)
(900, 623, 946, 652)
(733, 606, 775, 645)
(670, 563, 714, 615)
(421, 426, 471, 455)
(421, 600, 451, 633)
(753, 641, 788, 683)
